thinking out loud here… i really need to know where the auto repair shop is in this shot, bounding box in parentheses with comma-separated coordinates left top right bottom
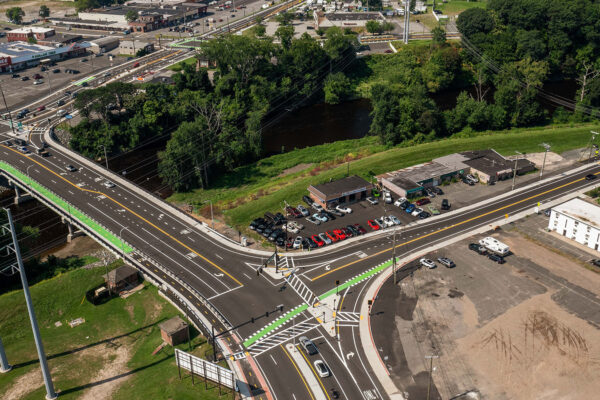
(308, 175, 373, 208)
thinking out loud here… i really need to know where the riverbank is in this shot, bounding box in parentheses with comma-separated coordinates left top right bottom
(168, 123, 600, 231)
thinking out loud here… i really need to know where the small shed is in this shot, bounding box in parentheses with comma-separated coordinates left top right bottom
(159, 316, 189, 346)
(103, 265, 139, 292)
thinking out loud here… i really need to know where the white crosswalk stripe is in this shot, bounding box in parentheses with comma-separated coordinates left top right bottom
(247, 319, 318, 356)
(284, 271, 317, 306)
(335, 311, 361, 323)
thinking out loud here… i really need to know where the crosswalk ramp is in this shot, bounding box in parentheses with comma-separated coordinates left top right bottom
(284, 272, 317, 306)
(334, 312, 361, 326)
(246, 319, 318, 356)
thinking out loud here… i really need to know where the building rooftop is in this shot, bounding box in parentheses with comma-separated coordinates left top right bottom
(90, 36, 122, 45)
(309, 175, 372, 197)
(432, 153, 470, 173)
(9, 27, 54, 34)
(159, 316, 188, 335)
(103, 265, 138, 284)
(461, 149, 514, 175)
(554, 198, 600, 227)
(385, 175, 422, 191)
(324, 12, 383, 21)
(0, 42, 57, 57)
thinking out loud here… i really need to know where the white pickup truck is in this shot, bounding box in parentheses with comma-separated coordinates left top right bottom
(479, 237, 510, 256)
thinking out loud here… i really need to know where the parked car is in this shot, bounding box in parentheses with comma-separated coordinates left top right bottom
(468, 243, 487, 254)
(375, 218, 386, 229)
(394, 197, 407, 207)
(327, 208, 344, 217)
(314, 360, 330, 378)
(466, 174, 479, 183)
(306, 216, 321, 225)
(297, 205, 310, 216)
(32, 73, 43, 80)
(283, 224, 299, 234)
(52, 68, 60, 73)
(293, 236, 303, 249)
(343, 226, 354, 238)
(333, 229, 346, 240)
(33, 80, 43, 85)
(441, 198, 450, 210)
(21, 76, 29, 81)
(264, 212, 276, 223)
(367, 219, 380, 230)
(384, 191, 393, 204)
(289, 221, 304, 231)
(462, 177, 475, 186)
(420, 258, 436, 269)
(322, 211, 336, 221)
(300, 336, 318, 355)
(433, 187, 444, 195)
(319, 233, 332, 245)
(312, 203, 324, 212)
(418, 211, 430, 219)
(303, 195, 313, 206)
(389, 215, 402, 225)
(405, 204, 415, 213)
(304, 237, 317, 249)
(488, 253, 506, 264)
(425, 188, 436, 198)
(325, 231, 338, 243)
(427, 205, 440, 215)
(411, 207, 423, 217)
(382, 216, 395, 227)
(353, 224, 367, 234)
(286, 206, 302, 218)
(399, 200, 410, 209)
(312, 234, 325, 247)
(366, 196, 378, 205)
(11, 73, 19, 78)
(313, 213, 328, 223)
(437, 257, 455, 268)
(335, 205, 352, 214)
(416, 198, 430, 206)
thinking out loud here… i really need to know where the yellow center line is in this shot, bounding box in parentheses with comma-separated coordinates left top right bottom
(297, 345, 331, 400)
(310, 173, 591, 281)
(281, 345, 315, 400)
(1, 144, 242, 286)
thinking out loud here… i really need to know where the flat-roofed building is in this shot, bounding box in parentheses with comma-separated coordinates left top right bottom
(308, 175, 373, 208)
(7, 27, 55, 42)
(549, 198, 600, 251)
(119, 39, 154, 55)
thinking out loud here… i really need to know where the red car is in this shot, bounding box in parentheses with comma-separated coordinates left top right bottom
(354, 224, 367, 234)
(333, 229, 346, 240)
(36, 105, 45, 112)
(312, 234, 325, 247)
(286, 207, 301, 218)
(416, 198, 431, 206)
(367, 220, 380, 230)
(325, 231, 338, 243)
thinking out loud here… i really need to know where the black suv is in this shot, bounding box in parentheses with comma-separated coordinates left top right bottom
(468, 243, 487, 254)
(303, 195, 313, 206)
(441, 199, 450, 210)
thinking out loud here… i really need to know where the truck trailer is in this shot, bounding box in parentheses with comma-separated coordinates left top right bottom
(478, 236, 510, 256)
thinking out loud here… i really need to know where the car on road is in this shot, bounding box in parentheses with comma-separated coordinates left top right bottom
(297, 205, 310, 216)
(103, 180, 116, 188)
(2, 140, 12, 146)
(36, 105, 45, 112)
(585, 174, 597, 180)
(366, 196, 378, 205)
(65, 165, 78, 172)
(437, 257, 455, 268)
(420, 258, 436, 269)
(488, 253, 506, 264)
(416, 198, 430, 206)
(132, 62, 140, 68)
(17, 146, 29, 154)
(293, 236, 303, 249)
(314, 360, 330, 378)
(394, 197, 407, 207)
(441, 198, 450, 210)
(367, 219, 380, 230)
(335, 205, 352, 214)
(306, 216, 320, 225)
(300, 336, 318, 355)
(313, 213, 328, 223)
(56, 109, 67, 117)
(317, 233, 330, 245)
(312, 234, 325, 247)
(57, 99, 65, 106)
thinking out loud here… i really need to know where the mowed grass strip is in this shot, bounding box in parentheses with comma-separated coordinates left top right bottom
(171, 124, 598, 229)
(0, 266, 230, 400)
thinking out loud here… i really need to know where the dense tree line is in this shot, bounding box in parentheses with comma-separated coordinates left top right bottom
(70, 29, 356, 191)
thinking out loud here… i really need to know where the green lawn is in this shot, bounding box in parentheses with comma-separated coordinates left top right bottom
(169, 123, 600, 232)
(436, 0, 487, 15)
(168, 57, 197, 72)
(0, 265, 231, 400)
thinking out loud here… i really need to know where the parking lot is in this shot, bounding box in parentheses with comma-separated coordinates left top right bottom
(370, 215, 600, 400)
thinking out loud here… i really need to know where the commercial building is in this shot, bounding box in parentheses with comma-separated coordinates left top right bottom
(314, 11, 385, 29)
(119, 39, 154, 55)
(7, 27, 55, 42)
(378, 149, 535, 198)
(0, 41, 90, 72)
(308, 175, 373, 208)
(89, 36, 121, 54)
(549, 198, 600, 251)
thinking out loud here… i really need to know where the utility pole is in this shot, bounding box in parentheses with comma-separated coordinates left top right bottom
(425, 354, 439, 400)
(511, 150, 522, 191)
(404, 0, 409, 44)
(0, 336, 11, 373)
(98, 144, 109, 170)
(588, 131, 598, 161)
(5, 208, 57, 399)
(0, 81, 16, 136)
(539, 143, 551, 180)
(203, 200, 214, 230)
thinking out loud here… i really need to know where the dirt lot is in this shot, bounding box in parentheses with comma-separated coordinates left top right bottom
(371, 216, 600, 400)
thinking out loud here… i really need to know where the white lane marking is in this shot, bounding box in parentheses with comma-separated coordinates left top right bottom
(243, 273, 252, 280)
(270, 354, 277, 365)
(214, 253, 223, 260)
(206, 285, 242, 301)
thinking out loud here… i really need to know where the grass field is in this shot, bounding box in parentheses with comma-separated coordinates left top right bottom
(169, 123, 600, 231)
(167, 57, 197, 72)
(0, 265, 231, 400)
(436, 0, 487, 16)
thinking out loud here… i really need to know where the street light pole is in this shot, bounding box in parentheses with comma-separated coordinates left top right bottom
(0, 81, 16, 136)
(588, 131, 598, 161)
(511, 150, 522, 191)
(539, 143, 551, 180)
(98, 144, 109, 170)
(425, 354, 439, 400)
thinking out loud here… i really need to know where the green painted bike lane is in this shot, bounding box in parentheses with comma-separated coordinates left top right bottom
(0, 161, 133, 253)
(243, 258, 395, 348)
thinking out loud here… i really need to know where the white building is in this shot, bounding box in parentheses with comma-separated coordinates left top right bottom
(548, 198, 600, 251)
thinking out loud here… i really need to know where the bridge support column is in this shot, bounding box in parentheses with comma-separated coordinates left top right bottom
(12, 185, 32, 205)
(61, 218, 84, 243)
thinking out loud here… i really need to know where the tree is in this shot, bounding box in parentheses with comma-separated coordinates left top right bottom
(324, 72, 351, 104)
(275, 11, 294, 26)
(125, 10, 138, 23)
(5, 7, 25, 24)
(456, 8, 495, 38)
(365, 20, 382, 35)
(275, 25, 294, 50)
(253, 24, 266, 37)
(575, 45, 600, 104)
(421, 46, 461, 92)
(173, 61, 212, 92)
(39, 5, 50, 19)
(431, 26, 446, 46)
(381, 22, 394, 33)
